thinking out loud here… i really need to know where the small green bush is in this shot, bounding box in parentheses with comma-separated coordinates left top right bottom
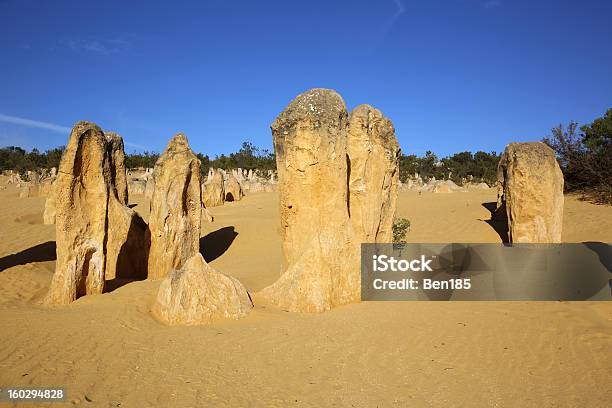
(392, 218, 411, 243)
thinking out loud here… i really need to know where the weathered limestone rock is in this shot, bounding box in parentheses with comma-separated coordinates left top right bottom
(467, 182, 490, 190)
(46, 123, 109, 304)
(224, 174, 243, 202)
(43, 195, 56, 224)
(146, 134, 203, 280)
(39, 180, 54, 196)
(7, 173, 22, 184)
(201, 204, 214, 223)
(152, 253, 252, 325)
(347, 104, 400, 243)
(259, 88, 360, 313)
(247, 181, 264, 193)
(147, 135, 251, 323)
(432, 182, 453, 193)
(18, 186, 29, 198)
(144, 177, 155, 199)
(202, 169, 225, 207)
(104, 197, 148, 281)
(17, 180, 52, 198)
(105, 132, 129, 205)
(46, 122, 147, 305)
(496, 142, 564, 243)
(128, 180, 146, 195)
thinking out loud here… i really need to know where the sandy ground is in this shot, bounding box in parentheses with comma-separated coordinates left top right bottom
(0, 183, 610, 407)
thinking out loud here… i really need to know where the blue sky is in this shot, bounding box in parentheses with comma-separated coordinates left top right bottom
(1, 0, 611, 157)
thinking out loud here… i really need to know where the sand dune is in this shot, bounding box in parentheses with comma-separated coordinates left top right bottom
(0, 185, 610, 407)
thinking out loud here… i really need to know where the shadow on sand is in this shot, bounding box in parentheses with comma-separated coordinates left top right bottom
(105, 212, 149, 293)
(200, 226, 238, 262)
(481, 201, 509, 243)
(584, 242, 612, 296)
(0, 241, 56, 272)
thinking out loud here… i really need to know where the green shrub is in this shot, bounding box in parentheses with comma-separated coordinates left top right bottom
(392, 218, 411, 243)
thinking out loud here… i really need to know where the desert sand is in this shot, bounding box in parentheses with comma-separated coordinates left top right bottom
(0, 183, 611, 407)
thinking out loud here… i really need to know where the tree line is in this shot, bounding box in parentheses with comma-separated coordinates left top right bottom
(1, 141, 499, 185)
(543, 108, 611, 204)
(0, 147, 65, 176)
(0, 141, 276, 180)
(122, 142, 277, 175)
(2, 108, 609, 203)
(399, 150, 500, 186)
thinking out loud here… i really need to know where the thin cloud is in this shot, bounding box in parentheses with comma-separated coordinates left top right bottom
(484, 0, 502, 9)
(61, 38, 131, 55)
(393, 0, 406, 13)
(384, 0, 406, 35)
(0, 113, 70, 133)
(0, 113, 146, 150)
(370, 0, 406, 52)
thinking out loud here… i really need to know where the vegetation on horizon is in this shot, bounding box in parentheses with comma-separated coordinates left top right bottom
(543, 108, 611, 204)
(0, 146, 64, 177)
(1, 142, 500, 186)
(2, 107, 609, 204)
(0, 141, 276, 179)
(399, 150, 500, 186)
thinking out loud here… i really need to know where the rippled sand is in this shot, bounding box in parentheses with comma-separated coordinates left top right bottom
(0, 183, 610, 407)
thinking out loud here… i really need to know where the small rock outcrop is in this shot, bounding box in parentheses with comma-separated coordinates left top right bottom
(144, 177, 155, 199)
(224, 174, 243, 202)
(128, 180, 146, 195)
(202, 169, 225, 207)
(46, 122, 147, 305)
(347, 104, 400, 242)
(43, 192, 56, 225)
(496, 142, 564, 243)
(152, 253, 252, 325)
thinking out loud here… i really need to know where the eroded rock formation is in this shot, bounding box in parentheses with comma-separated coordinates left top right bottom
(202, 168, 225, 207)
(260, 90, 401, 313)
(496, 142, 564, 243)
(46, 122, 147, 305)
(146, 134, 202, 280)
(347, 104, 401, 242)
(152, 253, 252, 325)
(128, 180, 146, 195)
(105, 132, 129, 205)
(224, 173, 243, 202)
(43, 191, 56, 225)
(260, 89, 361, 313)
(144, 177, 155, 199)
(148, 134, 252, 323)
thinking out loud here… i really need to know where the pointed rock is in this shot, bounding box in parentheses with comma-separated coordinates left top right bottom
(147, 134, 202, 280)
(105, 132, 129, 205)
